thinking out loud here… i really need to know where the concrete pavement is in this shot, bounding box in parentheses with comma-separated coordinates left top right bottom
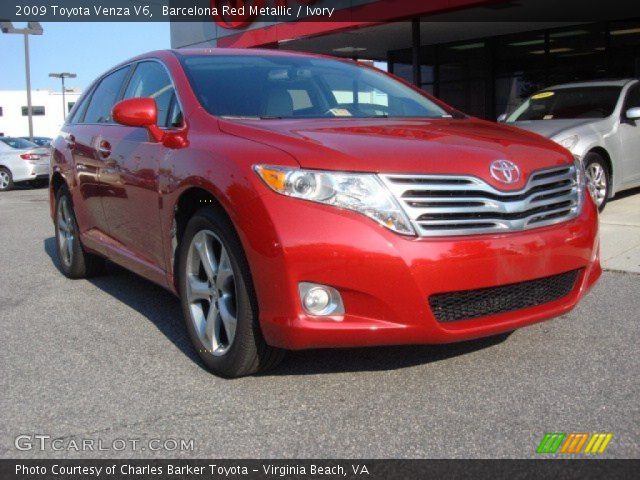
(600, 188, 640, 273)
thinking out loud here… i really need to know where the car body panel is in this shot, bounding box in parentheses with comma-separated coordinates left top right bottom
(219, 117, 572, 192)
(49, 49, 601, 350)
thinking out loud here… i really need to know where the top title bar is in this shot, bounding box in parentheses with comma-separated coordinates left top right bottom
(0, 0, 638, 24)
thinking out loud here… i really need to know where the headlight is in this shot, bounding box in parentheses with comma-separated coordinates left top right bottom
(254, 165, 415, 235)
(556, 135, 579, 151)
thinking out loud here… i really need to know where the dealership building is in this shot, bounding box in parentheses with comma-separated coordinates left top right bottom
(171, 0, 640, 119)
(0, 89, 82, 138)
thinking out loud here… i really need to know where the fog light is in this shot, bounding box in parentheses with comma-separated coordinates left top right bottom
(299, 282, 344, 317)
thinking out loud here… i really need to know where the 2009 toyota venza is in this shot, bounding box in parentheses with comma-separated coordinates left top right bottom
(50, 49, 601, 377)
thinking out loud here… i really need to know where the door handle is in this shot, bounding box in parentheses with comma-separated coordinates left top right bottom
(97, 140, 111, 159)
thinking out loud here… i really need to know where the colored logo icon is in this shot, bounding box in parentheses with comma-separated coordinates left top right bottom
(536, 432, 613, 454)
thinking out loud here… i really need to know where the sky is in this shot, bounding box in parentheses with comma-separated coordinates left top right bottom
(0, 22, 171, 92)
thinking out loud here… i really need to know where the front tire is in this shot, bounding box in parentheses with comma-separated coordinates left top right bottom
(54, 186, 105, 278)
(178, 206, 284, 378)
(584, 152, 610, 212)
(0, 167, 13, 191)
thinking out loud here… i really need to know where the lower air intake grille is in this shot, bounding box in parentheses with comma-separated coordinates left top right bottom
(429, 270, 580, 323)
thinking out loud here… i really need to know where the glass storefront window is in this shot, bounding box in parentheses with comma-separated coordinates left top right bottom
(546, 25, 607, 85)
(388, 20, 640, 120)
(609, 20, 640, 78)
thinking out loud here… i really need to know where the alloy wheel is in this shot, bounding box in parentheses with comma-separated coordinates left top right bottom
(0, 171, 10, 190)
(585, 162, 607, 207)
(185, 230, 238, 356)
(57, 196, 76, 268)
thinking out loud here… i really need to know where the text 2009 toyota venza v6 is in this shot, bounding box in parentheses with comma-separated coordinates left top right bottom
(50, 49, 601, 377)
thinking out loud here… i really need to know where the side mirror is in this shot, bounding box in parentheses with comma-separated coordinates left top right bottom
(625, 107, 640, 121)
(497, 113, 507, 123)
(112, 98, 164, 142)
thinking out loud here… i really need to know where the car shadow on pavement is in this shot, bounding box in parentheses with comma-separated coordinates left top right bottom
(260, 334, 510, 376)
(44, 236, 510, 376)
(43, 236, 200, 367)
(609, 185, 640, 202)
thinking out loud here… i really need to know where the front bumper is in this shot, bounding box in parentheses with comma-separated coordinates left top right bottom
(237, 190, 600, 350)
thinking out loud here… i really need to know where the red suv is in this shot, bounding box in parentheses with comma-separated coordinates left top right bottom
(50, 49, 601, 377)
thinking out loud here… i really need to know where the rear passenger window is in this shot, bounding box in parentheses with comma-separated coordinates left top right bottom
(68, 88, 93, 124)
(83, 66, 131, 124)
(123, 61, 179, 128)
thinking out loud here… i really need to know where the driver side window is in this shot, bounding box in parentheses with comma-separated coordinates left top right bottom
(123, 61, 182, 128)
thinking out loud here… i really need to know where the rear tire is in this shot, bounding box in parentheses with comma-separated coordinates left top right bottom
(54, 186, 106, 278)
(178, 205, 285, 378)
(584, 152, 610, 212)
(0, 167, 13, 191)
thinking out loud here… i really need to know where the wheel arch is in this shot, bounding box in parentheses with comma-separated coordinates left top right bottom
(170, 186, 234, 291)
(585, 146, 614, 197)
(49, 171, 68, 219)
(51, 171, 66, 195)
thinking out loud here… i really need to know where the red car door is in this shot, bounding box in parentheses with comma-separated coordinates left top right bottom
(69, 66, 131, 236)
(99, 61, 179, 274)
(98, 125, 166, 272)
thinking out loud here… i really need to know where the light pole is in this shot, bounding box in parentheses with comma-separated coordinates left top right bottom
(49, 73, 77, 121)
(0, 22, 44, 142)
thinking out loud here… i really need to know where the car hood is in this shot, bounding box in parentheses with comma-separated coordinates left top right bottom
(220, 117, 572, 191)
(508, 119, 596, 139)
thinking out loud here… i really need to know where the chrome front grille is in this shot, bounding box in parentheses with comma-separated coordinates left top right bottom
(380, 165, 581, 237)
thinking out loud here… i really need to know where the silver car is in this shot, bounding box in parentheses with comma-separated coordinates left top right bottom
(503, 79, 640, 210)
(0, 137, 50, 191)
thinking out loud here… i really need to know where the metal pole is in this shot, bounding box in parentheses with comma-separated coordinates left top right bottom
(411, 18, 421, 88)
(61, 76, 66, 121)
(24, 32, 34, 142)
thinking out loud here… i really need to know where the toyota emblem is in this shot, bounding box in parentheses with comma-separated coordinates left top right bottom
(490, 160, 521, 184)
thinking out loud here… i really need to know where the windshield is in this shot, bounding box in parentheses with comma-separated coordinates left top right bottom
(507, 87, 622, 122)
(0, 137, 38, 149)
(180, 55, 450, 119)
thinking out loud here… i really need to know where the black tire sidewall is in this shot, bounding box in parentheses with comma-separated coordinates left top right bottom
(177, 207, 262, 377)
(584, 152, 610, 211)
(54, 187, 89, 278)
(0, 167, 13, 191)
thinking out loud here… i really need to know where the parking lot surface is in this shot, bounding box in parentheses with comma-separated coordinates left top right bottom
(600, 188, 640, 273)
(0, 187, 638, 459)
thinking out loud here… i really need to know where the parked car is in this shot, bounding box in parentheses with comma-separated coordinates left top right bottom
(0, 137, 50, 191)
(502, 79, 640, 210)
(50, 49, 601, 377)
(20, 136, 53, 147)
